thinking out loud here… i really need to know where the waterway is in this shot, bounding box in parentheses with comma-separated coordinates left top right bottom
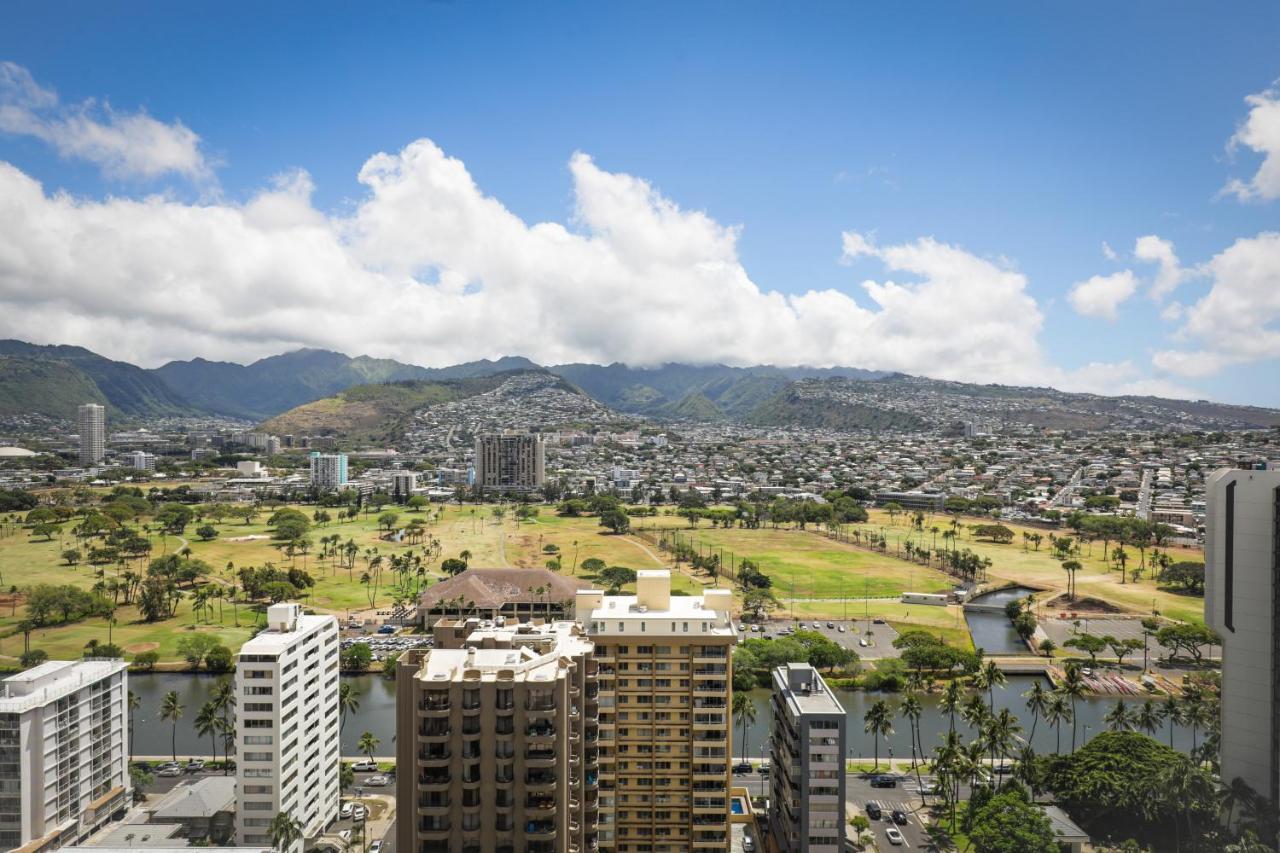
(127, 672, 1192, 761)
(964, 585, 1039, 655)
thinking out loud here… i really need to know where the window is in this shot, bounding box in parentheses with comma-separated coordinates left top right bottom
(1224, 480, 1235, 632)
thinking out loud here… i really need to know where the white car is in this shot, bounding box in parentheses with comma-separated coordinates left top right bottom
(352, 804, 368, 822)
(337, 830, 352, 844)
(364, 774, 391, 787)
(339, 802, 353, 819)
(351, 759, 378, 772)
(157, 765, 182, 777)
(885, 827, 906, 846)
(369, 843, 384, 853)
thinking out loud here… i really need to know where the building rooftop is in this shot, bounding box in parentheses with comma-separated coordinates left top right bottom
(0, 659, 127, 713)
(237, 603, 335, 654)
(149, 777, 236, 820)
(411, 620, 592, 685)
(775, 663, 845, 716)
(578, 570, 736, 637)
(418, 567, 592, 612)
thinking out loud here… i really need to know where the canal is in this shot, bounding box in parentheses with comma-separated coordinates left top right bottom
(127, 671, 1192, 761)
(964, 585, 1039, 655)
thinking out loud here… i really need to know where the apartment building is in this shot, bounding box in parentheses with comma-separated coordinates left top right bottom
(395, 618, 598, 853)
(77, 404, 105, 467)
(392, 470, 419, 499)
(474, 433, 545, 491)
(1205, 467, 1280, 811)
(769, 664, 847, 853)
(129, 451, 156, 472)
(0, 659, 131, 852)
(308, 452, 348, 492)
(234, 603, 341, 851)
(578, 570, 737, 852)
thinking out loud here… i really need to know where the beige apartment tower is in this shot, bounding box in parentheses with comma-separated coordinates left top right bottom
(474, 433, 545, 492)
(77, 403, 105, 466)
(396, 618, 599, 853)
(580, 570, 737, 852)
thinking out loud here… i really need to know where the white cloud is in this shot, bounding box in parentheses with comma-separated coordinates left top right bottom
(1223, 83, 1280, 202)
(1133, 234, 1190, 299)
(1068, 270, 1138, 321)
(1101, 241, 1118, 261)
(0, 137, 1184, 399)
(0, 62, 211, 183)
(1153, 231, 1280, 377)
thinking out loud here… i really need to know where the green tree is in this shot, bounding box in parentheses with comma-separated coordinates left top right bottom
(358, 730, 380, 763)
(160, 690, 184, 764)
(864, 699, 895, 770)
(599, 508, 631, 534)
(195, 700, 221, 764)
(339, 681, 360, 731)
(732, 693, 757, 762)
(597, 566, 637, 594)
(268, 811, 303, 852)
(968, 787, 1056, 853)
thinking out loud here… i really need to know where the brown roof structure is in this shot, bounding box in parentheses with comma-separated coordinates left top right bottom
(418, 567, 594, 611)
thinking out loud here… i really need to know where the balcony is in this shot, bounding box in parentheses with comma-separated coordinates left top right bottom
(526, 821, 557, 840)
(526, 749, 557, 767)
(418, 745, 451, 764)
(420, 696, 451, 713)
(526, 770, 557, 789)
(526, 795, 556, 813)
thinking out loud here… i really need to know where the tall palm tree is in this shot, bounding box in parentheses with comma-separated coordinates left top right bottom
(940, 680, 963, 734)
(195, 700, 220, 764)
(985, 708, 1023, 787)
(1164, 696, 1185, 749)
(160, 690, 184, 764)
(339, 682, 360, 731)
(1044, 693, 1071, 755)
(1104, 699, 1134, 732)
(1059, 665, 1086, 752)
(1221, 776, 1257, 829)
(1135, 700, 1163, 737)
(863, 700, 895, 771)
(732, 693, 757, 763)
(126, 689, 141, 756)
(358, 730, 380, 764)
(268, 811, 303, 852)
(899, 694, 927, 803)
(1023, 680, 1049, 744)
(975, 659, 1006, 711)
(1159, 757, 1214, 853)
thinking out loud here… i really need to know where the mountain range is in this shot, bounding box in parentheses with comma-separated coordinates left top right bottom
(3, 338, 1280, 434)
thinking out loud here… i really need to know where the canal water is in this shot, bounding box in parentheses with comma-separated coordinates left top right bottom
(964, 585, 1039, 655)
(127, 672, 1192, 761)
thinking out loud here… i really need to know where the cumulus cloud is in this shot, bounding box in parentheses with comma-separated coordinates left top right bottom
(1222, 83, 1280, 202)
(1068, 270, 1138, 321)
(1133, 234, 1191, 299)
(0, 136, 1183, 398)
(0, 62, 211, 182)
(1153, 232, 1280, 376)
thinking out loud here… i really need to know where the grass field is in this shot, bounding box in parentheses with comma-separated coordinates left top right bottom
(0, 501, 1207, 665)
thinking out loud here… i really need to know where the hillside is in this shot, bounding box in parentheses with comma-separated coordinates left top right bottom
(0, 340, 196, 419)
(259, 373, 519, 444)
(747, 382, 928, 431)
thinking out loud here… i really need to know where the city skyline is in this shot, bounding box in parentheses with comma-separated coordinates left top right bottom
(0, 4, 1278, 405)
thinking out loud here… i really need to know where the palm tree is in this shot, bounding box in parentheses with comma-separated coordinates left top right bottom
(1221, 776, 1257, 829)
(160, 690, 184, 764)
(358, 730, 380, 764)
(1059, 665, 1086, 752)
(1164, 696, 1185, 749)
(1159, 757, 1214, 853)
(1104, 699, 1134, 732)
(899, 694, 926, 803)
(1044, 692, 1072, 755)
(339, 681, 360, 731)
(127, 689, 141, 755)
(985, 708, 1023, 787)
(975, 659, 1007, 710)
(863, 700, 895, 771)
(268, 810, 303, 852)
(195, 700, 220, 764)
(940, 680, 963, 734)
(1135, 699, 1163, 737)
(732, 693, 757, 763)
(1023, 680, 1049, 743)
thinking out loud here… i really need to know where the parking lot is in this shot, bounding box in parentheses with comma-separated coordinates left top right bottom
(738, 617, 902, 658)
(340, 632, 430, 662)
(1039, 616, 1219, 661)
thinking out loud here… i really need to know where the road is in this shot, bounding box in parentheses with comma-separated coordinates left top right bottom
(1137, 468, 1154, 520)
(1047, 467, 1084, 509)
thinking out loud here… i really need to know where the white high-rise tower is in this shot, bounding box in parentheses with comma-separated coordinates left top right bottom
(77, 403, 105, 466)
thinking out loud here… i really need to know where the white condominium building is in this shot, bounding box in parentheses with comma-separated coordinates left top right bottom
(234, 604, 341, 851)
(1205, 467, 1280, 812)
(77, 404, 105, 467)
(0, 659, 131, 852)
(308, 452, 348, 492)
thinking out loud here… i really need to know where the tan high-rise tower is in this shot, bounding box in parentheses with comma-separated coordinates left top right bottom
(77, 403, 105, 466)
(579, 570, 737, 852)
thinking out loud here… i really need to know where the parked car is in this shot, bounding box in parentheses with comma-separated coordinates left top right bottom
(865, 801, 882, 820)
(377, 625, 396, 634)
(364, 775, 391, 787)
(837, 625, 846, 633)
(184, 759, 205, 772)
(732, 762, 753, 775)
(742, 837, 754, 852)
(758, 763, 770, 777)
(885, 827, 906, 845)
(157, 765, 182, 777)
(870, 774, 897, 788)
(891, 809, 908, 825)
(826, 622, 835, 629)
(873, 618, 886, 625)
(340, 802, 353, 819)
(368, 842, 384, 853)
(859, 638, 869, 647)
(337, 830, 352, 844)
(352, 759, 378, 772)
(352, 804, 367, 822)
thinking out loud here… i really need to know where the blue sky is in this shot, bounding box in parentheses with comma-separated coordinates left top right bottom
(1, 2, 1279, 404)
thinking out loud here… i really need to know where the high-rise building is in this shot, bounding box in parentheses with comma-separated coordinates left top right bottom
(308, 452, 348, 492)
(234, 604, 340, 851)
(1205, 467, 1280, 810)
(0, 659, 132, 851)
(392, 471, 418, 499)
(474, 433, 545, 492)
(578, 570, 737, 852)
(396, 618, 598, 853)
(77, 403, 105, 467)
(769, 663, 847, 853)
